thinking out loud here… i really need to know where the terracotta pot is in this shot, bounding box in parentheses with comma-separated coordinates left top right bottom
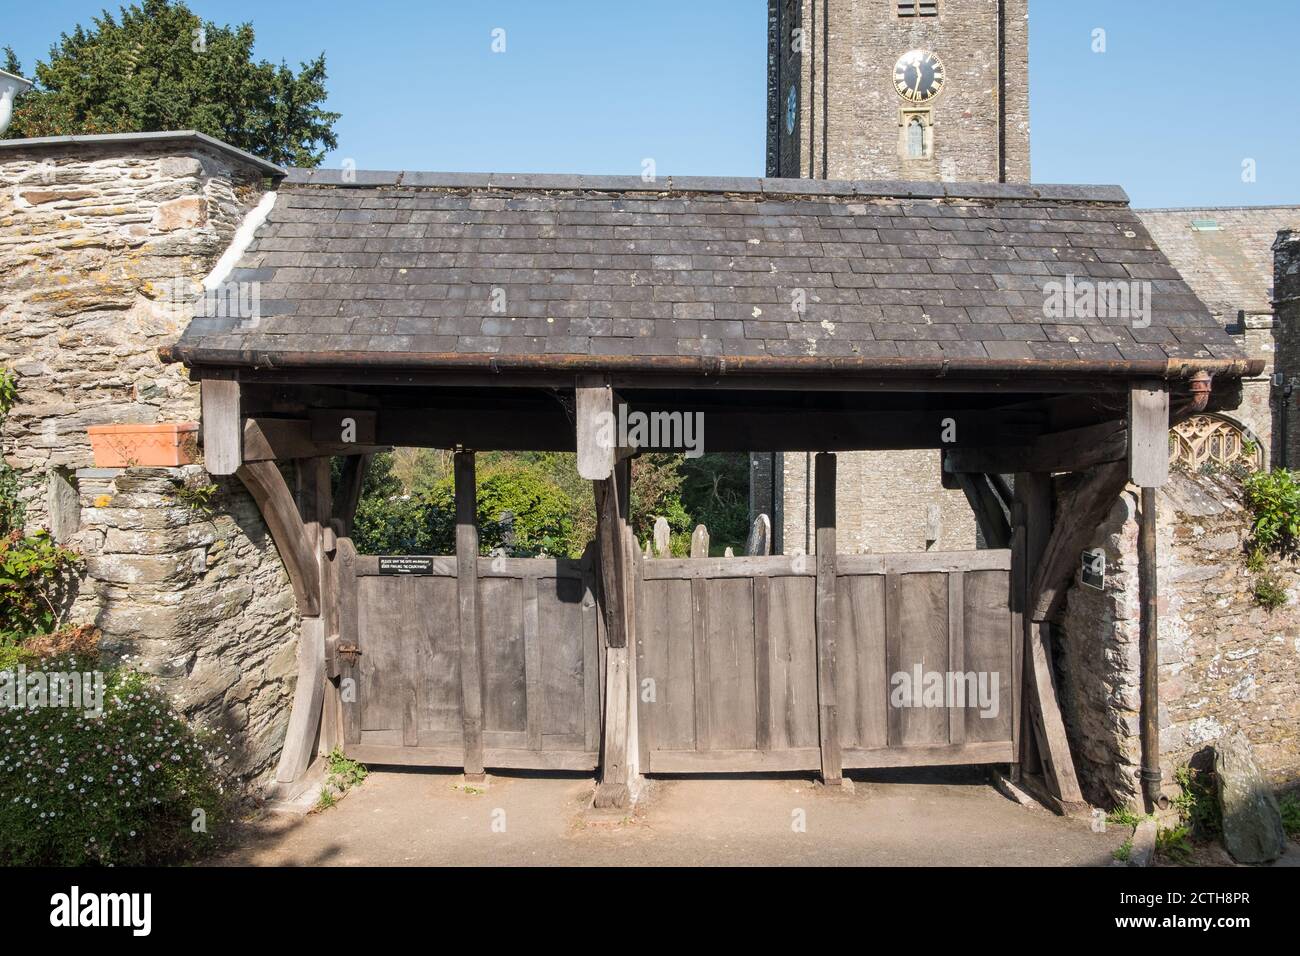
(87, 423, 199, 468)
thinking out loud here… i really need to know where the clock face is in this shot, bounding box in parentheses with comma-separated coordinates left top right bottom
(786, 85, 798, 135)
(893, 49, 945, 103)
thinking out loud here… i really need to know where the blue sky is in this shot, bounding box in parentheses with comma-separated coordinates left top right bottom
(5, 0, 1297, 207)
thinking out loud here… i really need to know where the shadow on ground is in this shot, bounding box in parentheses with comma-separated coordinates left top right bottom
(215, 766, 1130, 866)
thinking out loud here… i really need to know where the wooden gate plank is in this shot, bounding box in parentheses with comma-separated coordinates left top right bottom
(813, 452, 842, 784)
(962, 569, 1013, 744)
(768, 576, 819, 750)
(523, 576, 543, 751)
(480, 577, 527, 735)
(705, 578, 757, 751)
(455, 451, 486, 777)
(948, 572, 966, 747)
(690, 577, 711, 751)
(896, 573, 950, 747)
(753, 576, 772, 753)
(835, 574, 887, 750)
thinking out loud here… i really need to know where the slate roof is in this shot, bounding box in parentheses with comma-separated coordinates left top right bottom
(167, 172, 1260, 381)
(1137, 206, 1300, 317)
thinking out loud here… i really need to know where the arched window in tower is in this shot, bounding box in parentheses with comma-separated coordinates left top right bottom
(907, 116, 926, 158)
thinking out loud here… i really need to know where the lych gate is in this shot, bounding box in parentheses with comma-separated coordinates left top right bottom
(165, 170, 1260, 812)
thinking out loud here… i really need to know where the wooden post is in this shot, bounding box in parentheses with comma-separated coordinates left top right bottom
(1020, 472, 1085, 812)
(455, 451, 486, 779)
(298, 459, 343, 758)
(593, 461, 639, 808)
(1129, 387, 1170, 488)
(338, 537, 361, 746)
(576, 376, 615, 480)
(813, 453, 842, 785)
(201, 379, 241, 476)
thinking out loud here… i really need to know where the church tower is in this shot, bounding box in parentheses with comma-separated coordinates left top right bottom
(756, 1, 1031, 555)
(766, 0, 1029, 182)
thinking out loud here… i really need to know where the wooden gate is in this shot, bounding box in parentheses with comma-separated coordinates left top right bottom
(336, 543, 603, 771)
(636, 551, 1018, 773)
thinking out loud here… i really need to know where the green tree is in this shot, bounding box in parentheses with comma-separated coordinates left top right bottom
(3, 0, 339, 166)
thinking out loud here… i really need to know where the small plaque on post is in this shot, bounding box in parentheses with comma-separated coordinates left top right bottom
(1081, 550, 1105, 591)
(378, 556, 434, 576)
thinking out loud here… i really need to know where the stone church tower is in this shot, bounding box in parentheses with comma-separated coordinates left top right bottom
(756, 0, 1030, 554)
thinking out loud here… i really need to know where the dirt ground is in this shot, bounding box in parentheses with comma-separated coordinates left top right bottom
(217, 766, 1136, 866)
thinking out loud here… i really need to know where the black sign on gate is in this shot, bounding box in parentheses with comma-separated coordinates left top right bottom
(377, 556, 435, 576)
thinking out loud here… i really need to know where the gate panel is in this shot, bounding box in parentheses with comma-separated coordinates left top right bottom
(767, 576, 819, 751)
(637, 551, 1017, 774)
(834, 574, 887, 750)
(343, 550, 600, 770)
(703, 578, 757, 751)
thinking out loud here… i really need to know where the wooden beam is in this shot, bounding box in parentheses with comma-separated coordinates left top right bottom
(593, 476, 629, 650)
(1029, 460, 1130, 622)
(201, 379, 242, 475)
(333, 454, 371, 536)
(576, 376, 615, 480)
(1129, 386, 1170, 487)
(955, 473, 1011, 549)
(236, 460, 320, 617)
(243, 418, 385, 462)
(309, 409, 378, 445)
(455, 451, 486, 778)
(945, 420, 1127, 475)
(813, 452, 843, 785)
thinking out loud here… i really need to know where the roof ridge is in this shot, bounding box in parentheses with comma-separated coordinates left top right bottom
(282, 167, 1129, 204)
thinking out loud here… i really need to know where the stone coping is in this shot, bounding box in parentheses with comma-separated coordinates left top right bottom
(0, 130, 286, 179)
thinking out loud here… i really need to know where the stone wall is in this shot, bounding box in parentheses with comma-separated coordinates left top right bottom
(0, 137, 296, 787)
(775, 449, 976, 554)
(1055, 472, 1300, 809)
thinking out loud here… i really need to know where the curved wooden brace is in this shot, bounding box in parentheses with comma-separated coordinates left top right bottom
(275, 617, 326, 784)
(236, 461, 320, 617)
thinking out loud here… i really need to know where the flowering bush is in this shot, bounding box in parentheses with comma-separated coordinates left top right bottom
(0, 654, 232, 866)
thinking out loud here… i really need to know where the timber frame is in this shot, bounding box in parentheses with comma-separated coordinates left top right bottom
(189, 358, 1230, 812)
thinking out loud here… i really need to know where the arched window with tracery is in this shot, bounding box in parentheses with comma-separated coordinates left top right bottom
(1169, 414, 1262, 472)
